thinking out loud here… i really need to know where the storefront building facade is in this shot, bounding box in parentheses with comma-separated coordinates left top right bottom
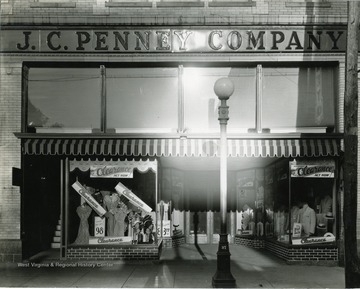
(0, 0, 355, 264)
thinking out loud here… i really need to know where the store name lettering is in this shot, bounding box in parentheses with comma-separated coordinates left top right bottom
(297, 166, 333, 177)
(13, 29, 346, 53)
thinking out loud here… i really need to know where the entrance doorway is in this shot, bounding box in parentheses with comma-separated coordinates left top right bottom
(22, 155, 61, 260)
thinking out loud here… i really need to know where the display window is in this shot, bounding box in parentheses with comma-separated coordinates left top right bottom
(236, 158, 337, 246)
(68, 159, 158, 246)
(236, 168, 265, 237)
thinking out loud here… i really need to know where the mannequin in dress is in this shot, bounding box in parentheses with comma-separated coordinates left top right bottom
(73, 202, 92, 245)
(104, 192, 120, 237)
(113, 201, 128, 237)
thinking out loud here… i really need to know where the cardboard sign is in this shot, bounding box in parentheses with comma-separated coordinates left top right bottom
(290, 160, 335, 178)
(157, 220, 171, 238)
(115, 182, 152, 213)
(292, 223, 302, 238)
(89, 236, 132, 245)
(90, 165, 133, 178)
(239, 230, 253, 236)
(94, 216, 105, 237)
(72, 181, 107, 217)
(292, 232, 335, 245)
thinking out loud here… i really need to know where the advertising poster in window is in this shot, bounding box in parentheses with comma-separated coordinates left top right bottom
(290, 159, 335, 178)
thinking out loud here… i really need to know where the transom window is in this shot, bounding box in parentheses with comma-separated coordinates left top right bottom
(26, 63, 337, 134)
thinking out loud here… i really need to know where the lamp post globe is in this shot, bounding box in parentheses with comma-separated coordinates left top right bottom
(214, 77, 234, 100)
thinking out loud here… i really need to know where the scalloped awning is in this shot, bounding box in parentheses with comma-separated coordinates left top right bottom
(22, 138, 340, 158)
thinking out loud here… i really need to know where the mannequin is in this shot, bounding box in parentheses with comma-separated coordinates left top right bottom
(73, 202, 92, 245)
(299, 201, 316, 236)
(104, 192, 120, 237)
(320, 194, 332, 214)
(241, 204, 253, 231)
(113, 201, 128, 237)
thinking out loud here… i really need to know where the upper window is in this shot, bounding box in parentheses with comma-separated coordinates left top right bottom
(27, 68, 101, 133)
(106, 68, 178, 133)
(262, 66, 335, 132)
(25, 63, 337, 134)
(183, 67, 256, 133)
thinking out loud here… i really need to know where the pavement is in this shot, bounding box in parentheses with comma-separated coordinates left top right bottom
(0, 244, 345, 288)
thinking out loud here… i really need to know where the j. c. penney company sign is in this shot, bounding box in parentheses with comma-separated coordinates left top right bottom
(0, 27, 352, 53)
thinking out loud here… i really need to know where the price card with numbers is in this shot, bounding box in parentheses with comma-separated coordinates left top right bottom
(156, 220, 171, 238)
(94, 216, 105, 237)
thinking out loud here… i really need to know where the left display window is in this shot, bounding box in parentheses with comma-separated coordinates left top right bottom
(68, 159, 157, 246)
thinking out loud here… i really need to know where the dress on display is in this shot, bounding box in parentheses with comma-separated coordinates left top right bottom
(113, 203, 128, 237)
(104, 194, 120, 236)
(74, 204, 92, 245)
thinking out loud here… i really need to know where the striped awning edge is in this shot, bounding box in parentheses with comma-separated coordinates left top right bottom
(22, 138, 340, 158)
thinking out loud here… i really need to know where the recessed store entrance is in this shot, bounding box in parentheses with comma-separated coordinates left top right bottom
(160, 156, 276, 244)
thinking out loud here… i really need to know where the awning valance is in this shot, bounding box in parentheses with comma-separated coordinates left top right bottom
(69, 159, 158, 173)
(22, 138, 340, 158)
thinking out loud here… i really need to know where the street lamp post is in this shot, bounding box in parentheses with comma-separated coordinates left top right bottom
(212, 78, 236, 288)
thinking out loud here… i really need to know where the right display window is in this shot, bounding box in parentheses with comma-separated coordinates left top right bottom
(264, 158, 337, 245)
(289, 159, 336, 245)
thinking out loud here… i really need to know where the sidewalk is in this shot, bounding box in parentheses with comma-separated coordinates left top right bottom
(0, 244, 345, 288)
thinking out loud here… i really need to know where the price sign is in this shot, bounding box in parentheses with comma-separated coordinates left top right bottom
(156, 220, 171, 238)
(94, 216, 105, 237)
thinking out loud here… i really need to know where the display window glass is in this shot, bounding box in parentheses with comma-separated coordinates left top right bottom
(27, 68, 101, 132)
(213, 212, 231, 235)
(236, 158, 337, 246)
(289, 159, 336, 245)
(236, 168, 265, 237)
(68, 160, 157, 246)
(189, 212, 207, 235)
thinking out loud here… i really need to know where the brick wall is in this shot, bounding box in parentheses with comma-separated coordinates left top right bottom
(67, 242, 162, 261)
(0, 63, 22, 248)
(0, 240, 22, 262)
(265, 240, 338, 265)
(0, 0, 348, 26)
(234, 235, 265, 249)
(161, 236, 186, 248)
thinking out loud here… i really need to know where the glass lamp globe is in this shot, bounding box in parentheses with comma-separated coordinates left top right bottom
(214, 78, 234, 100)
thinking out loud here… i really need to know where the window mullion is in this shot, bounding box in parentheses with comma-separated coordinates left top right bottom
(178, 65, 185, 134)
(256, 64, 263, 133)
(100, 65, 106, 133)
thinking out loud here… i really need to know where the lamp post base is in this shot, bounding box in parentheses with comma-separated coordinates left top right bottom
(212, 234, 236, 288)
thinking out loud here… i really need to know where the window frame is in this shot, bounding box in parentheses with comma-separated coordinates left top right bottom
(23, 61, 338, 135)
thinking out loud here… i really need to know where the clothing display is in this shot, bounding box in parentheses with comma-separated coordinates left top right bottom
(74, 204, 92, 245)
(299, 204, 316, 236)
(290, 205, 300, 230)
(104, 194, 117, 236)
(113, 203, 128, 237)
(320, 195, 332, 214)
